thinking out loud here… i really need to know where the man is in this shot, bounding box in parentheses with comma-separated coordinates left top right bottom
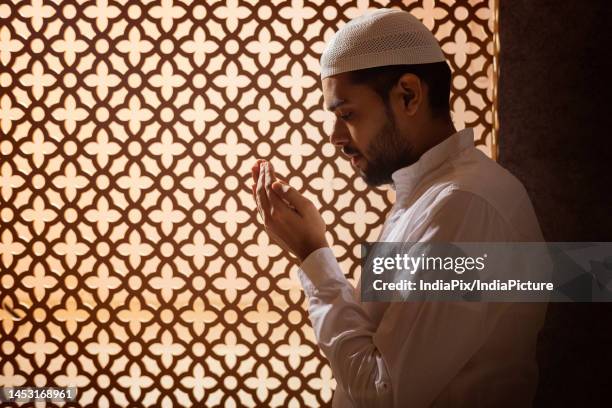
(251, 8, 546, 407)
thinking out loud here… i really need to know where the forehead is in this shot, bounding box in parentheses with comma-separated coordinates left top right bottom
(322, 75, 346, 109)
(322, 73, 372, 111)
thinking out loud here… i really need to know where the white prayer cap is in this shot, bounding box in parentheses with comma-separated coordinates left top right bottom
(320, 8, 446, 79)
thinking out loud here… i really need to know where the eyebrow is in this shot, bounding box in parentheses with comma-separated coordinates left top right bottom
(325, 99, 347, 112)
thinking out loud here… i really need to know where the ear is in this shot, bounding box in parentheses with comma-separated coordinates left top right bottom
(391, 73, 424, 117)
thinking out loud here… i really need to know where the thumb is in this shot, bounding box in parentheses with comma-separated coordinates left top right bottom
(272, 181, 312, 214)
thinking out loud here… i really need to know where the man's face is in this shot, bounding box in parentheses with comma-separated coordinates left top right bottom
(322, 73, 417, 186)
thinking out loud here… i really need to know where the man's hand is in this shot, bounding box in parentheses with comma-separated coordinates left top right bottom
(251, 159, 329, 263)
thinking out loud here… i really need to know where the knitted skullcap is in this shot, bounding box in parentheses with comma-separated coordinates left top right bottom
(320, 8, 446, 79)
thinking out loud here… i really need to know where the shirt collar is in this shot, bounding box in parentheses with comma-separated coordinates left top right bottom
(390, 127, 475, 200)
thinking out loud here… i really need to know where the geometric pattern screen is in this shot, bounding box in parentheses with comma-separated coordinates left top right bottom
(0, 0, 496, 406)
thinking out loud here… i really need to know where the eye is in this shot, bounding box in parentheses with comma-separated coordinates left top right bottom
(339, 112, 352, 121)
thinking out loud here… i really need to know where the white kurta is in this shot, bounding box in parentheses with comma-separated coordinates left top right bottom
(296, 128, 547, 407)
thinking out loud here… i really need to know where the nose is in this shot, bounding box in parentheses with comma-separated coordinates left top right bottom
(329, 118, 350, 147)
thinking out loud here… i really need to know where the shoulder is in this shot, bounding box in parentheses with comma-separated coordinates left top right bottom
(425, 149, 543, 240)
(447, 149, 528, 207)
(422, 187, 520, 240)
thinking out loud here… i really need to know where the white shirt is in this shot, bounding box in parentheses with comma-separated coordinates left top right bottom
(297, 128, 547, 408)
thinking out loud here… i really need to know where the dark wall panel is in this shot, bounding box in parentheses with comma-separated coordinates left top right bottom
(498, 1, 612, 406)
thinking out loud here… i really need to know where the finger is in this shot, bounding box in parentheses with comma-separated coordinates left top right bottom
(260, 161, 295, 216)
(263, 162, 287, 219)
(264, 162, 273, 195)
(267, 160, 277, 182)
(251, 159, 265, 178)
(252, 159, 265, 184)
(270, 178, 297, 211)
(251, 183, 263, 220)
(256, 162, 270, 221)
(268, 191, 293, 220)
(264, 166, 296, 219)
(271, 181, 313, 215)
(254, 167, 263, 212)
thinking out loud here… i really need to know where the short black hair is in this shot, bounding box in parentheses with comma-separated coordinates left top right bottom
(346, 62, 452, 119)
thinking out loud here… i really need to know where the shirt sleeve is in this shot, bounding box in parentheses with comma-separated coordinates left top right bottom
(296, 189, 521, 407)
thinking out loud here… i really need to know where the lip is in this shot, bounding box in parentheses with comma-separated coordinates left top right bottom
(350, 155, 361, 167)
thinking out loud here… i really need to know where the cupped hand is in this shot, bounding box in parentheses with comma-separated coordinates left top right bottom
(251, 159, 329, 263)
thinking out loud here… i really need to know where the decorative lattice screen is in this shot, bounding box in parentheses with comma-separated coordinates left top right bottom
(0, 0, 496, 406)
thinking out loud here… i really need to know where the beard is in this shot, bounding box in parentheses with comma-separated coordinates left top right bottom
(359, 108, 417, 187)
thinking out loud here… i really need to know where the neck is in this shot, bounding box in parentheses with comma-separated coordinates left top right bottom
(417, 116, 457, 157)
